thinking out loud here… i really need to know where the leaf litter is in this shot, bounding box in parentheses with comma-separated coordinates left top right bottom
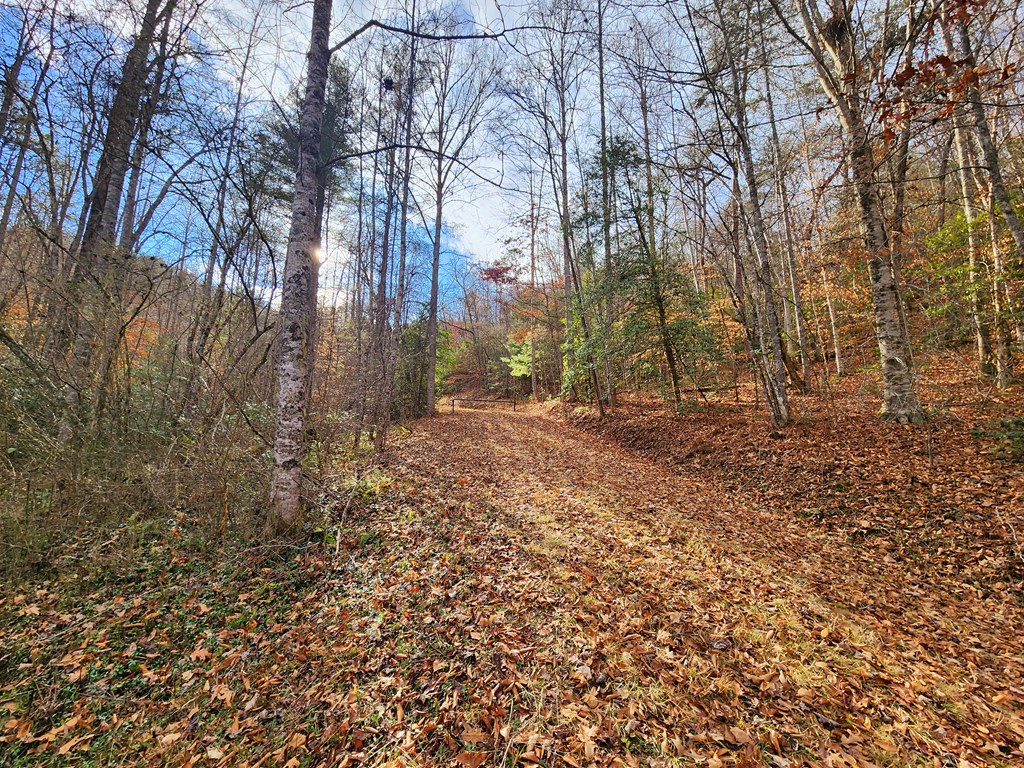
(2, 394, 1022, 767)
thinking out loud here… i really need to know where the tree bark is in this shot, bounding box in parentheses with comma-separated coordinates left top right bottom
(986, 192, 1014, 387)
(529, 184, 539, 398)
(427, 169, 443, 415)
(821, 267, 844, 377)
(379, 18, 418, 436)
(64, 0, 176, 437)
(948, 5, 1024, 266)
(269, 0, 333, 534)
(715, 7, 789, 424)
(597, 0, 616, 408)
(778, 0, 921, 422)
(762, 56, 810, 389)
(849, 133, 920, 421)
(951, 104, 995, 376)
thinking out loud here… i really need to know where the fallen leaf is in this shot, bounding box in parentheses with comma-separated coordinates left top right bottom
(456, 751, 488, 767)
(462, 725, 488, 744)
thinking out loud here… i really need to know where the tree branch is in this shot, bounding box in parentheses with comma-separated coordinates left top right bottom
(328, 20, 570, 54)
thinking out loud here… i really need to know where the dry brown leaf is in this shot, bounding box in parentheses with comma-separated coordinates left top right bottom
(455, 751, 488, 768)
(461, 725, 488, 744)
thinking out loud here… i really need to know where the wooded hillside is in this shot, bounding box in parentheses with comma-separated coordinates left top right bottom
(1, 0, 1023, 765)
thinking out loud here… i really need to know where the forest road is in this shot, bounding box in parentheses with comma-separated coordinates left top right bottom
(377, 407, 1024, 765)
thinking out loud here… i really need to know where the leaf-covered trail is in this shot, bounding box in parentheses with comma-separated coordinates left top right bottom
(3, 408, 1022, 767)
(381, 407, 1023, 766)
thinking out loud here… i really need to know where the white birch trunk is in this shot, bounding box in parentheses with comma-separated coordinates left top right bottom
(785, 0, 921, 422)
(269, 0, 332, 533)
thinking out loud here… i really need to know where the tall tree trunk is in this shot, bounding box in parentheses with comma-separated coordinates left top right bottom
(728, 186, 766, 407)
(371, 142, 397, 444)
(763, 57, 810, 389)
(554, 82, 603, 415)
(117, 8, 173, 255)
(529, 191, 539, 398)
(821, 267, 844, 377)
(597, 0, 616, 407)
(717, 17, 790, 425)
(0, 42, 53, 258)
(0, 10, 31, 143)
(848, 130, 919, 421)
(780, 0, 921, 422)
(78, 0, 174, 274)
(986, 192, 1014, 387)
(947, 3, 1024, 266)
(353, 89, 380, 449)
(634, 84, 682, 408)
(269, 0, 332, 534)
(951, 102, 995, 376)
(427, 171, 443, 415)
(381, 17, 418, 433)
(64, 0, 175, 437)
(557, 86, 575, 380)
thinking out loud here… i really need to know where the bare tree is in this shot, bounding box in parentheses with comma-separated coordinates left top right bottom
(420, 22, 499, 414)
(269, 0, 333, 533)
(767, 0, 922, 422)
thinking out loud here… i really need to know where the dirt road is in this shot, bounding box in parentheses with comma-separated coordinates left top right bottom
(373, 407, 1022, 766)
(4, 407, 1021, 766)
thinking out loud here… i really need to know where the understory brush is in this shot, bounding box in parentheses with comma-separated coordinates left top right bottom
(0, 368, 360, 583)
